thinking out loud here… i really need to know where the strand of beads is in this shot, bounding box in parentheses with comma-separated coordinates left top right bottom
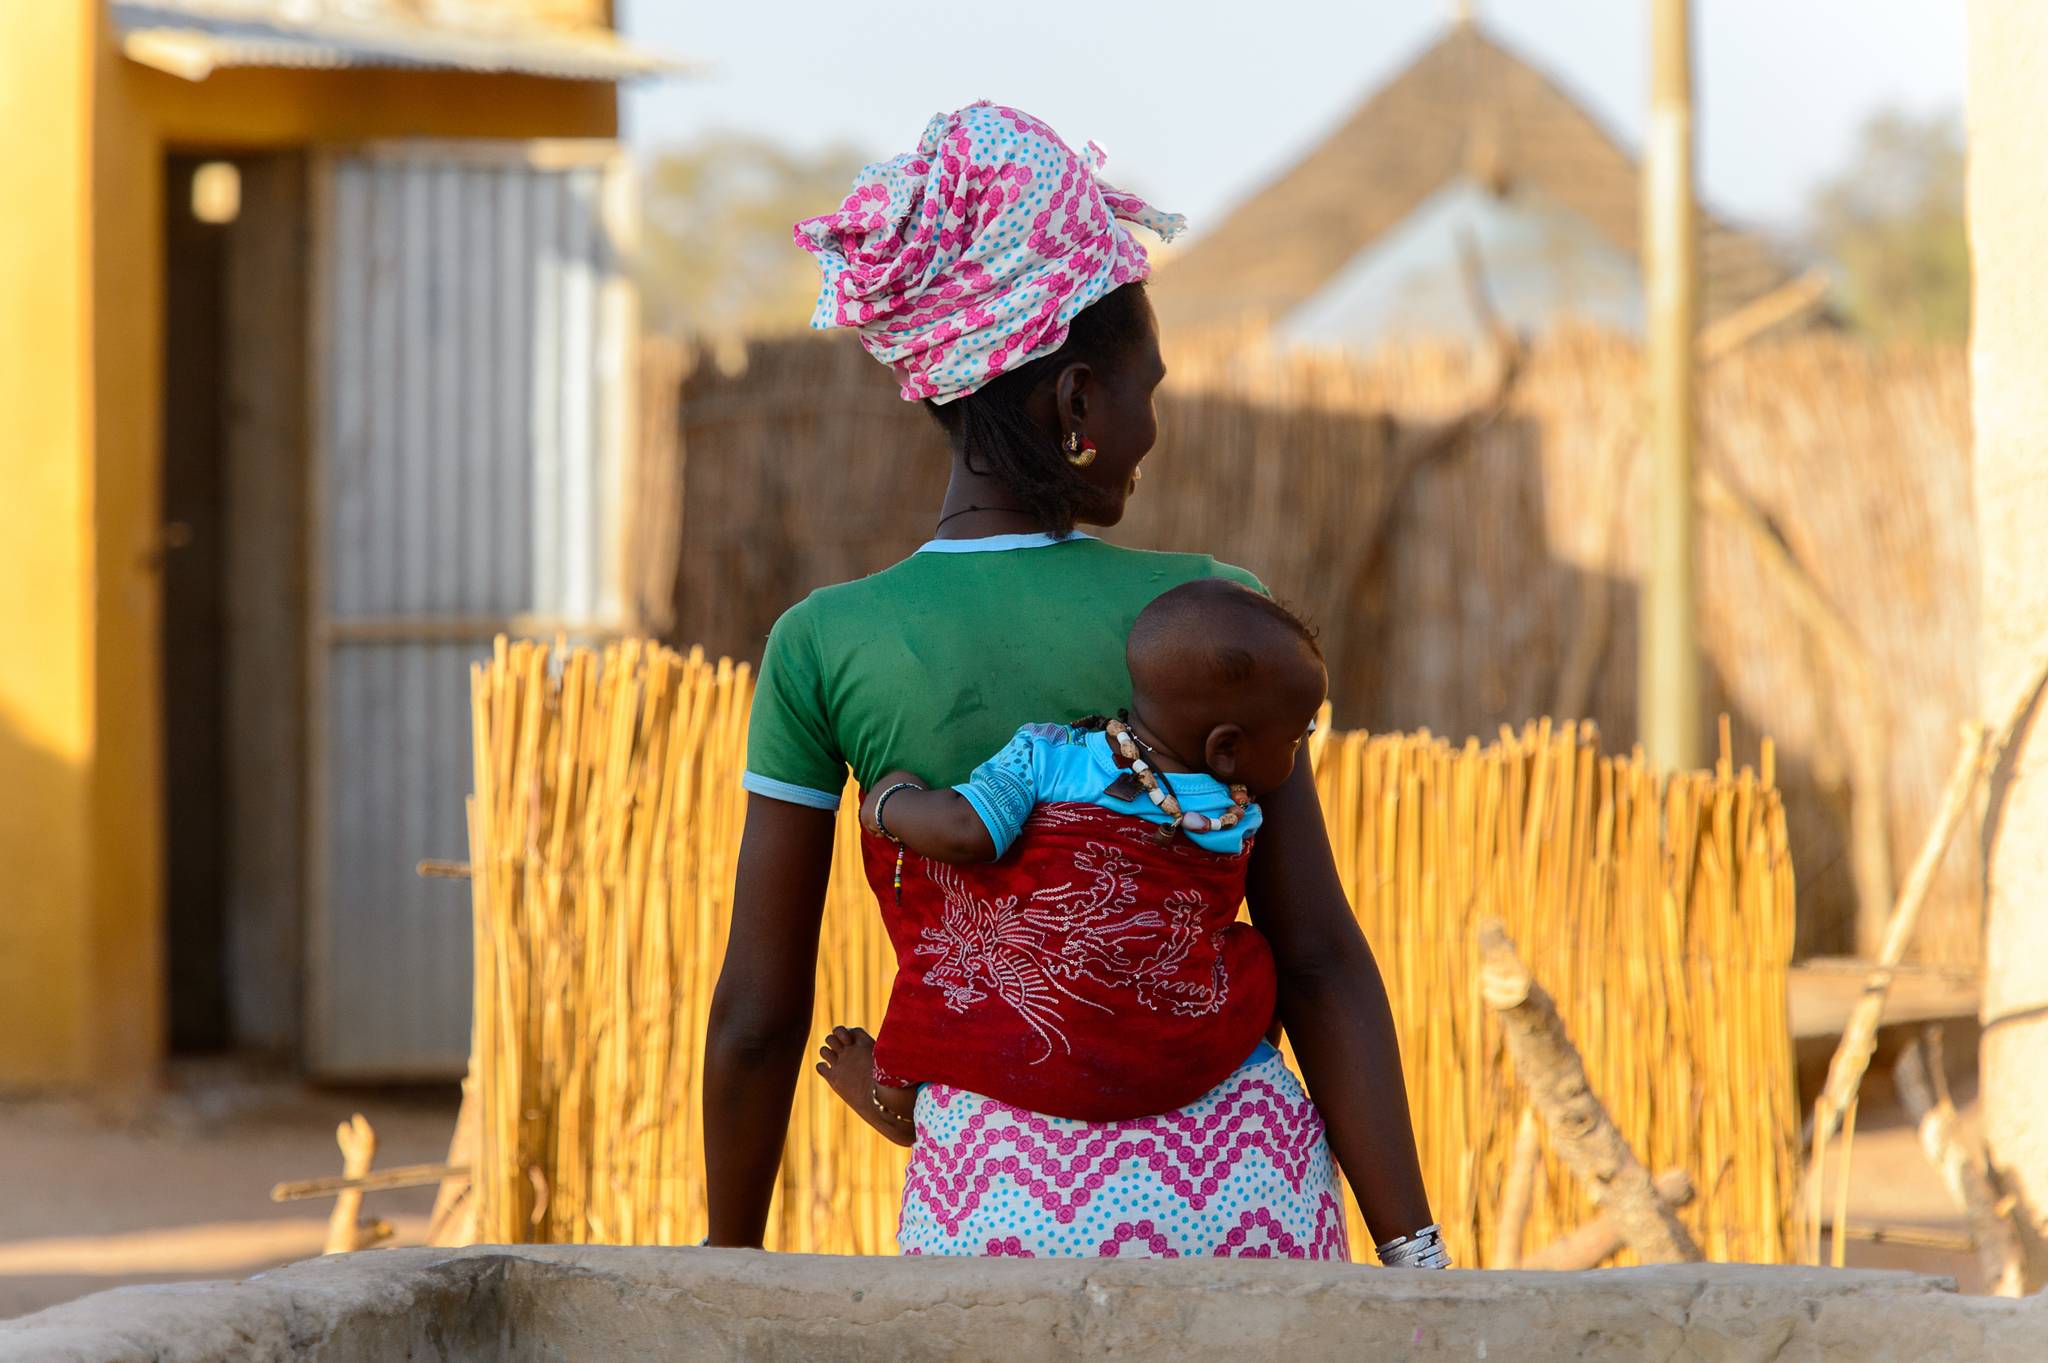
(1105, 718, 1252, 835)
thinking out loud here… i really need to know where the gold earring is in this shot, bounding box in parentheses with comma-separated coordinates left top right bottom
(1064, 432, 1097, 467)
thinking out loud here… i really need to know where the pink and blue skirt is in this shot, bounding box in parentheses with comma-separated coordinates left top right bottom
(898, 1043, 1350, 1259)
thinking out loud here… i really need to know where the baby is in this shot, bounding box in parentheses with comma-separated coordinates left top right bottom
(815, 578, 1327, 1145)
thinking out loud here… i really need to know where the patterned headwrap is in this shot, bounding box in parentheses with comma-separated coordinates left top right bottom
(794, 101, 1185, 405)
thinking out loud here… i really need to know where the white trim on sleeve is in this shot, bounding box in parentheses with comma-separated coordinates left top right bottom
(741, 770, 843, 810)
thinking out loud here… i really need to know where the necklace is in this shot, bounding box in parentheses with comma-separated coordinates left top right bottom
(934, 503, 1034, 532)
(1105, 717, 1251, 840)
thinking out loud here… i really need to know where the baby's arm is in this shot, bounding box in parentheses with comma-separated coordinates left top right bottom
(858, 771, 998, 863)
(858, 726, 1053, 864)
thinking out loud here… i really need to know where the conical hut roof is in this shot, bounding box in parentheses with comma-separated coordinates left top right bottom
(1156, 24, 1797, 335)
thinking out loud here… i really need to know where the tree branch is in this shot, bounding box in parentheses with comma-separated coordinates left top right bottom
(1479, 919, 1701, 1263)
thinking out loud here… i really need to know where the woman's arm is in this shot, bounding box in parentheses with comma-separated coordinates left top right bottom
(703, 794, 837, 1246)
(1245, 758, 1435, 1246)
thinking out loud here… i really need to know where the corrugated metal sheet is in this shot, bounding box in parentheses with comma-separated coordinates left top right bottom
(310, 145, 632, 1076)
(113, 0, 682, 82)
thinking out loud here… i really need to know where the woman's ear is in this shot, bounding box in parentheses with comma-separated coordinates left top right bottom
(1203, 724, 1244, 779)
(1054, 361, 1093, 429)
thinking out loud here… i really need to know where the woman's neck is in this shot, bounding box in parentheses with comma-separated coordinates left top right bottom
(931, 460, 1045, 540)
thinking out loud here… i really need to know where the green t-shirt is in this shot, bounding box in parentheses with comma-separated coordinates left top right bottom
(742, 533, 1264, 807)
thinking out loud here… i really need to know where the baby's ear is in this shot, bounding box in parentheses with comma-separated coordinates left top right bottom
(1204, 724, 1245, 779)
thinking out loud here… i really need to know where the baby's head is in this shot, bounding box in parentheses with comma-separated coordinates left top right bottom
(1126, 580, 1327, 796)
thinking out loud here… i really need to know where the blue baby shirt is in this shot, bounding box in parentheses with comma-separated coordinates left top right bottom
(951, 722, 1264, 859)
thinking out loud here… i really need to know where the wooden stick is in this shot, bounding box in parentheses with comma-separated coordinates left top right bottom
(275, 1162, 466, 1203)
(1808, 1096, 1831, 1265)
(417, 859, 472, 880)
(1925, 1019, 1958, 1113)
(1826, 1221, 1977, 1254)
(1698, 269, 1832, 363)
(1491, 1107, 1544, 1269)
(1985, 654, 2048, 771)
(324, 1114, 376, 1254)
(1806, 722, 1990, 1178)
(1894, 1030, 2026, 1296)
(1641, 0, 1701, 771)
(428, 1081, 480, 1246)
(1479, 919, 1702, 1262)
(1523, 1169, 1694, 1270)
(1832, 1095, 1857, 1268)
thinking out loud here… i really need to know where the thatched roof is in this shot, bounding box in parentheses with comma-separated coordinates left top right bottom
(112, 0, 682, 82)
(1156, 23, 1797, 334)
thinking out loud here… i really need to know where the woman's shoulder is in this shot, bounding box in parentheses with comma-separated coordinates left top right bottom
(766, 556, 923, 639)
(767, 540, 1265, 640)
(1078, 540, 1267, 595)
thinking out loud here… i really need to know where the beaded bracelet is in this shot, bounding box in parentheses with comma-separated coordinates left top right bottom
(870, 781, 922, 901)
(870, 781, 922, 840)
(868, 1085, 916, 1138)
(1374, 1222, 1452, 1269)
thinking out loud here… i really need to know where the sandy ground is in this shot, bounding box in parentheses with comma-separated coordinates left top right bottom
(0, 1056, 1991, 1321)
(0, 1059, 459, 1319)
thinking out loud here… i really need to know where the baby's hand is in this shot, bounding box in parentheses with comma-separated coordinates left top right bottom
(859, 770, 928, 838)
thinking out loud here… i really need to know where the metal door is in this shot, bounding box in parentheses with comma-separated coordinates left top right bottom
(306, 141, 634, 1076)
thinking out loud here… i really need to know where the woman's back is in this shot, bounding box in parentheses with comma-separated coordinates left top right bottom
(708, 100, 1433, 1261)
(744, 534, 1260, 802)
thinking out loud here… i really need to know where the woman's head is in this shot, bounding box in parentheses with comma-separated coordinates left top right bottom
(922, 282, 1164, 534)
(794, 102, 1183, 531)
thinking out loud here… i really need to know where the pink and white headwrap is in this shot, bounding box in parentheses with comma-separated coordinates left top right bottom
(795, 101, 1185, 405)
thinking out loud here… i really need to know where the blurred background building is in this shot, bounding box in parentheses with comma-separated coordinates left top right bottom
(0, 0, 673, 1088)
(1154, 22, 1805, 348)
(0, 0, 1977, 1091)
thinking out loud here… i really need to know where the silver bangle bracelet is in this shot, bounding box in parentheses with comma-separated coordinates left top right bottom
(1375, 1222, 1452, 1269)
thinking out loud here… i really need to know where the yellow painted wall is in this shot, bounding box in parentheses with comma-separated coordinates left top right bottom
(0, 2, 97, 1088)
(0, 0, 617, 1088)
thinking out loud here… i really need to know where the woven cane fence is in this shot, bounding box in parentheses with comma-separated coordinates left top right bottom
(647, 327, 1973, 966)
(465, 637, 1800, 1266)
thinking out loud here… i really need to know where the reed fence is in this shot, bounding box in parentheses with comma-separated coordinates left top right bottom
(649, 327, 1974, 965)
(465, 636, 1800, 1266)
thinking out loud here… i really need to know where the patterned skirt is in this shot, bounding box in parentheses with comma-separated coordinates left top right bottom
(898, 1044, 1350, 1259)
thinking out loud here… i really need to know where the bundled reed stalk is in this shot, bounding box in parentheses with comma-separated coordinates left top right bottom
(468, 639, 1801, 1264)
(1312, 717, 1801, 1266)
(662, 328, 1974, 965)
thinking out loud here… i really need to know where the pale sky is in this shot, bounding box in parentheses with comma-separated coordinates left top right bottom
(618, 1, 1965, 239)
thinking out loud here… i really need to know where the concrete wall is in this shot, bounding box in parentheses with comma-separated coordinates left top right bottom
(1969, 0, 2048, 1284)
(0, 1, 616, 1089)
(2, 1249, 2044, 1363)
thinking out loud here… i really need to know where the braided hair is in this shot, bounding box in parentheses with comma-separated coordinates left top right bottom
(921, 282, 1154, 537)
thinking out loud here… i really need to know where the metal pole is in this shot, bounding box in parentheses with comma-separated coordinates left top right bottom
(1641, 0, 1702, 772)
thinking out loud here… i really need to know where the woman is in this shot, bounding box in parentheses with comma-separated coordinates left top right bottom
(703, 102, 1439, 1264)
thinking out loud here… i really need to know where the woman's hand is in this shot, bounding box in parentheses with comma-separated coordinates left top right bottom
(859, 769, 929, 838)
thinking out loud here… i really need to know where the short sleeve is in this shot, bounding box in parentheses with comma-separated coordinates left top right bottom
(951, 726, 1053, 859)
(1212, 560, 1268, 596)
(742, 603, 846, 810)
